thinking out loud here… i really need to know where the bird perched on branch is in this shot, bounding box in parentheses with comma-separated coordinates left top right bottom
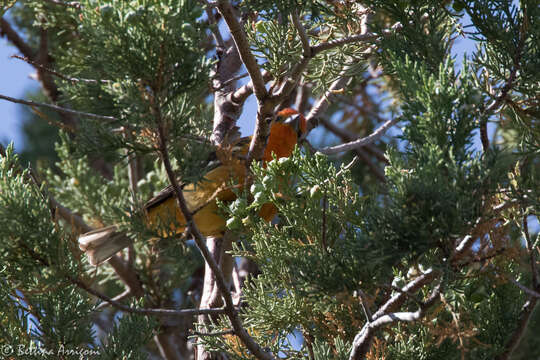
(79, 108, 306, 265)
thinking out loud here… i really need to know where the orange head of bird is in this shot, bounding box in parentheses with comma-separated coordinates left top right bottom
(263, 108, 307, 163)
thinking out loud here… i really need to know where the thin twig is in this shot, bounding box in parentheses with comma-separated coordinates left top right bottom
(107, 254, 144, 298)
(337, 155, 360, 176)
(312, 32, 379, 55)
(41, 0, 81, 8)
(320, 118, 386, 182)
(192, 329, 235, 337)
(12, 55, 106, 84)
(201, 0, 225, 49)
(499, 272, 540, 299)
(321, 190, 328, 252)
(94, 289, 131, 310)
(304, 69, 352, 133)
(0, 93, 117, 121)
(319, 117, 400, 155)
(74, 277, 226, 317)
(124, 129, 140, 266)
(356, 289, 373, 322)
(212, 72, 249, 91)
(495, 297, 538, 360)
(1, 18, 78, 129)
(480, 21, 524, 152)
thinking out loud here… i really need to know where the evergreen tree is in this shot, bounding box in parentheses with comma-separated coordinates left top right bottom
(0, 1, 538, 359)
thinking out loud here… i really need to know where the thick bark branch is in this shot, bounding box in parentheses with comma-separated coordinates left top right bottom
(210, 43, 243, 146)
(232, 70, 272, 105)
(216, 0, 267, 101)
(0, 17, 34, 59)
(292, 11, 311, 58)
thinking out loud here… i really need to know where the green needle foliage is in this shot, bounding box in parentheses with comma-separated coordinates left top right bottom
(0, 0, 538, 359)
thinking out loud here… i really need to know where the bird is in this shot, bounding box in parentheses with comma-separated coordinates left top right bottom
(79, 108, 306, 265)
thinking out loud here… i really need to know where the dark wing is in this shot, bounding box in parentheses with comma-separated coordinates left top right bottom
(144, 184, 177, 211)
(143, 135, 252, 212)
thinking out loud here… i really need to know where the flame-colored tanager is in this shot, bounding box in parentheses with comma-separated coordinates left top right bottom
(79, 109, 306, 265)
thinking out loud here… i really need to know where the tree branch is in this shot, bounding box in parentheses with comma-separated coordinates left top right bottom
(216, 0, 267, 101)
(480, 20, 525, 152)
(0, 93, 117, 122)
(373, 269, 437, 319)
(40, 0, 81, 8)
(201, 0, 225, 49)
(304, 70, 352, 133)
(0, 17, 34, 59)
(311, 32, 378, 55)
(50, 197, 92, 233)
(73, 277, 226, 317)
(210, 43, 243, 146)
(499, 272, 540, 299)
(349, 281, 440, 360)
(319, 117, 386, 182)
(292, 11, 311, 58)
(319, 117, 399, 155)
(232, 70, 272, 105)
(495, 297, 538, 360)
(12, 55, 107, 84)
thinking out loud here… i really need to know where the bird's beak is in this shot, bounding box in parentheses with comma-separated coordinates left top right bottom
(277, 108, 307, 137)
